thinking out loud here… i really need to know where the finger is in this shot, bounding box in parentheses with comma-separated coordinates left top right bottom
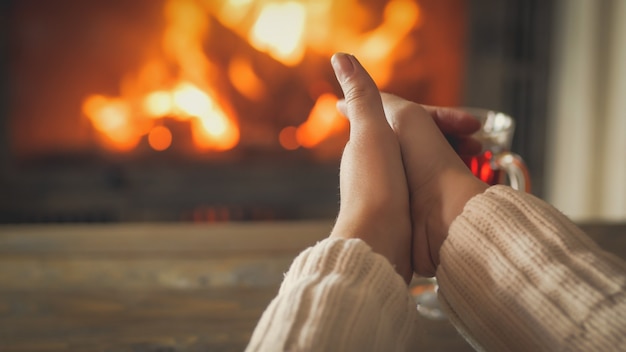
(331, 53, 403, 201)
(331, 53, 386, 130)
(422, 105, 481, 135)
(378, 95, 481, 136)
(378, 95, 483, 156)
(330, 52, 403, 210)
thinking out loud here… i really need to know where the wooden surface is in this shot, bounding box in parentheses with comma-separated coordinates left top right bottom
(0, 222, 625, 351)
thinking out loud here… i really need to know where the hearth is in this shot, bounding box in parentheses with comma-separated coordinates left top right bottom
(0, 0, 553, 223)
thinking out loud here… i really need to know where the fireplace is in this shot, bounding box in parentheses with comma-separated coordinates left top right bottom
(0, 0, 553, 223)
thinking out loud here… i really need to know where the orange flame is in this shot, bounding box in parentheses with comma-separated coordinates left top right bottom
(228, 56, 266, 101)
(82, 0, 240, 153)
(82, 95, 140, 151)
(82, 0, 424, 153)
(249, 2, 307, 66)
(295, 93, 347, 149)
(345, 0, 422, 86)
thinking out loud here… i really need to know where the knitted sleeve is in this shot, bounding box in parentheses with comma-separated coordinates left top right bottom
(437, 185, 626, 351)
(246, 238, 419, 352)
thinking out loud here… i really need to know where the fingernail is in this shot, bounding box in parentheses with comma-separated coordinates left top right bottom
(331, 53, 355, 84)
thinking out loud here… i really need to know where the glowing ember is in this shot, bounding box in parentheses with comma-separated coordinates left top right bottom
(148, 125, 173, 151)
(279, 126, 300, 150)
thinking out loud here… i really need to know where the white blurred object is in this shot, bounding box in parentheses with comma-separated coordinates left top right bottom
(546, 0, 626, 221)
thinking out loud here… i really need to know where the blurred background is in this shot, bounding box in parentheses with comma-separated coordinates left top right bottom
(0, 0, 624, 223)
(1, 1, 625, 351)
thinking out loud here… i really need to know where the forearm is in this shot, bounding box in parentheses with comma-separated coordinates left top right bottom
(246, 238, 419, 352)
(437, 185, 626, 351)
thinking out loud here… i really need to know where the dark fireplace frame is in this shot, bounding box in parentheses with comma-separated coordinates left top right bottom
(0, 0, 554, 223)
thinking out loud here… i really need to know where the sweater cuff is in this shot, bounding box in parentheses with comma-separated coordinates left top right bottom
(281, 238, 406, 297)
(437, 185, 626, 351)
(248, 238, 418, 351)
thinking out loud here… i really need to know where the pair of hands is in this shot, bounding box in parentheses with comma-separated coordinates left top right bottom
(328, 53, 488, 283)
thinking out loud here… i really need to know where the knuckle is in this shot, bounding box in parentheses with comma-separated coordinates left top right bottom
(387, 101, 424, 132)
(343, 83, 375, 106)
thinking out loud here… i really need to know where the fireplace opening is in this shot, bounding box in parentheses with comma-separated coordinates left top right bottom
(0, 0, 551, 223)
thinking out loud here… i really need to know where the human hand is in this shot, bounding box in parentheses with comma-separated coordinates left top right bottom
(379, 95, 488, 277)
(328, 53, 413, 284)
(335, 75, 487, 277)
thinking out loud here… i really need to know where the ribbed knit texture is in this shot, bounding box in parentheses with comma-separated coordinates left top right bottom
(246, 238, 419, 351)
(438, 185, 626, 351)
(247, 185, 626, 351)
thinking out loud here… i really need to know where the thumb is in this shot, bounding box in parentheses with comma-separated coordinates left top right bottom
(331, 53, 386, 129)
(329, 54, 413, 283)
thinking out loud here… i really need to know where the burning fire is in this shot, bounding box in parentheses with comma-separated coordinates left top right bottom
(82, 0, 422, 153)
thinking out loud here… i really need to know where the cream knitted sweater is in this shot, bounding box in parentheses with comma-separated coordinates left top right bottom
(247, 186, 626, 351)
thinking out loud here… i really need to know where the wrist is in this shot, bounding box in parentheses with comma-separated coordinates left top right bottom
(330, 209, 413, 283)
(430, 168, 488, 265)
(442, 172, 488, 230)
